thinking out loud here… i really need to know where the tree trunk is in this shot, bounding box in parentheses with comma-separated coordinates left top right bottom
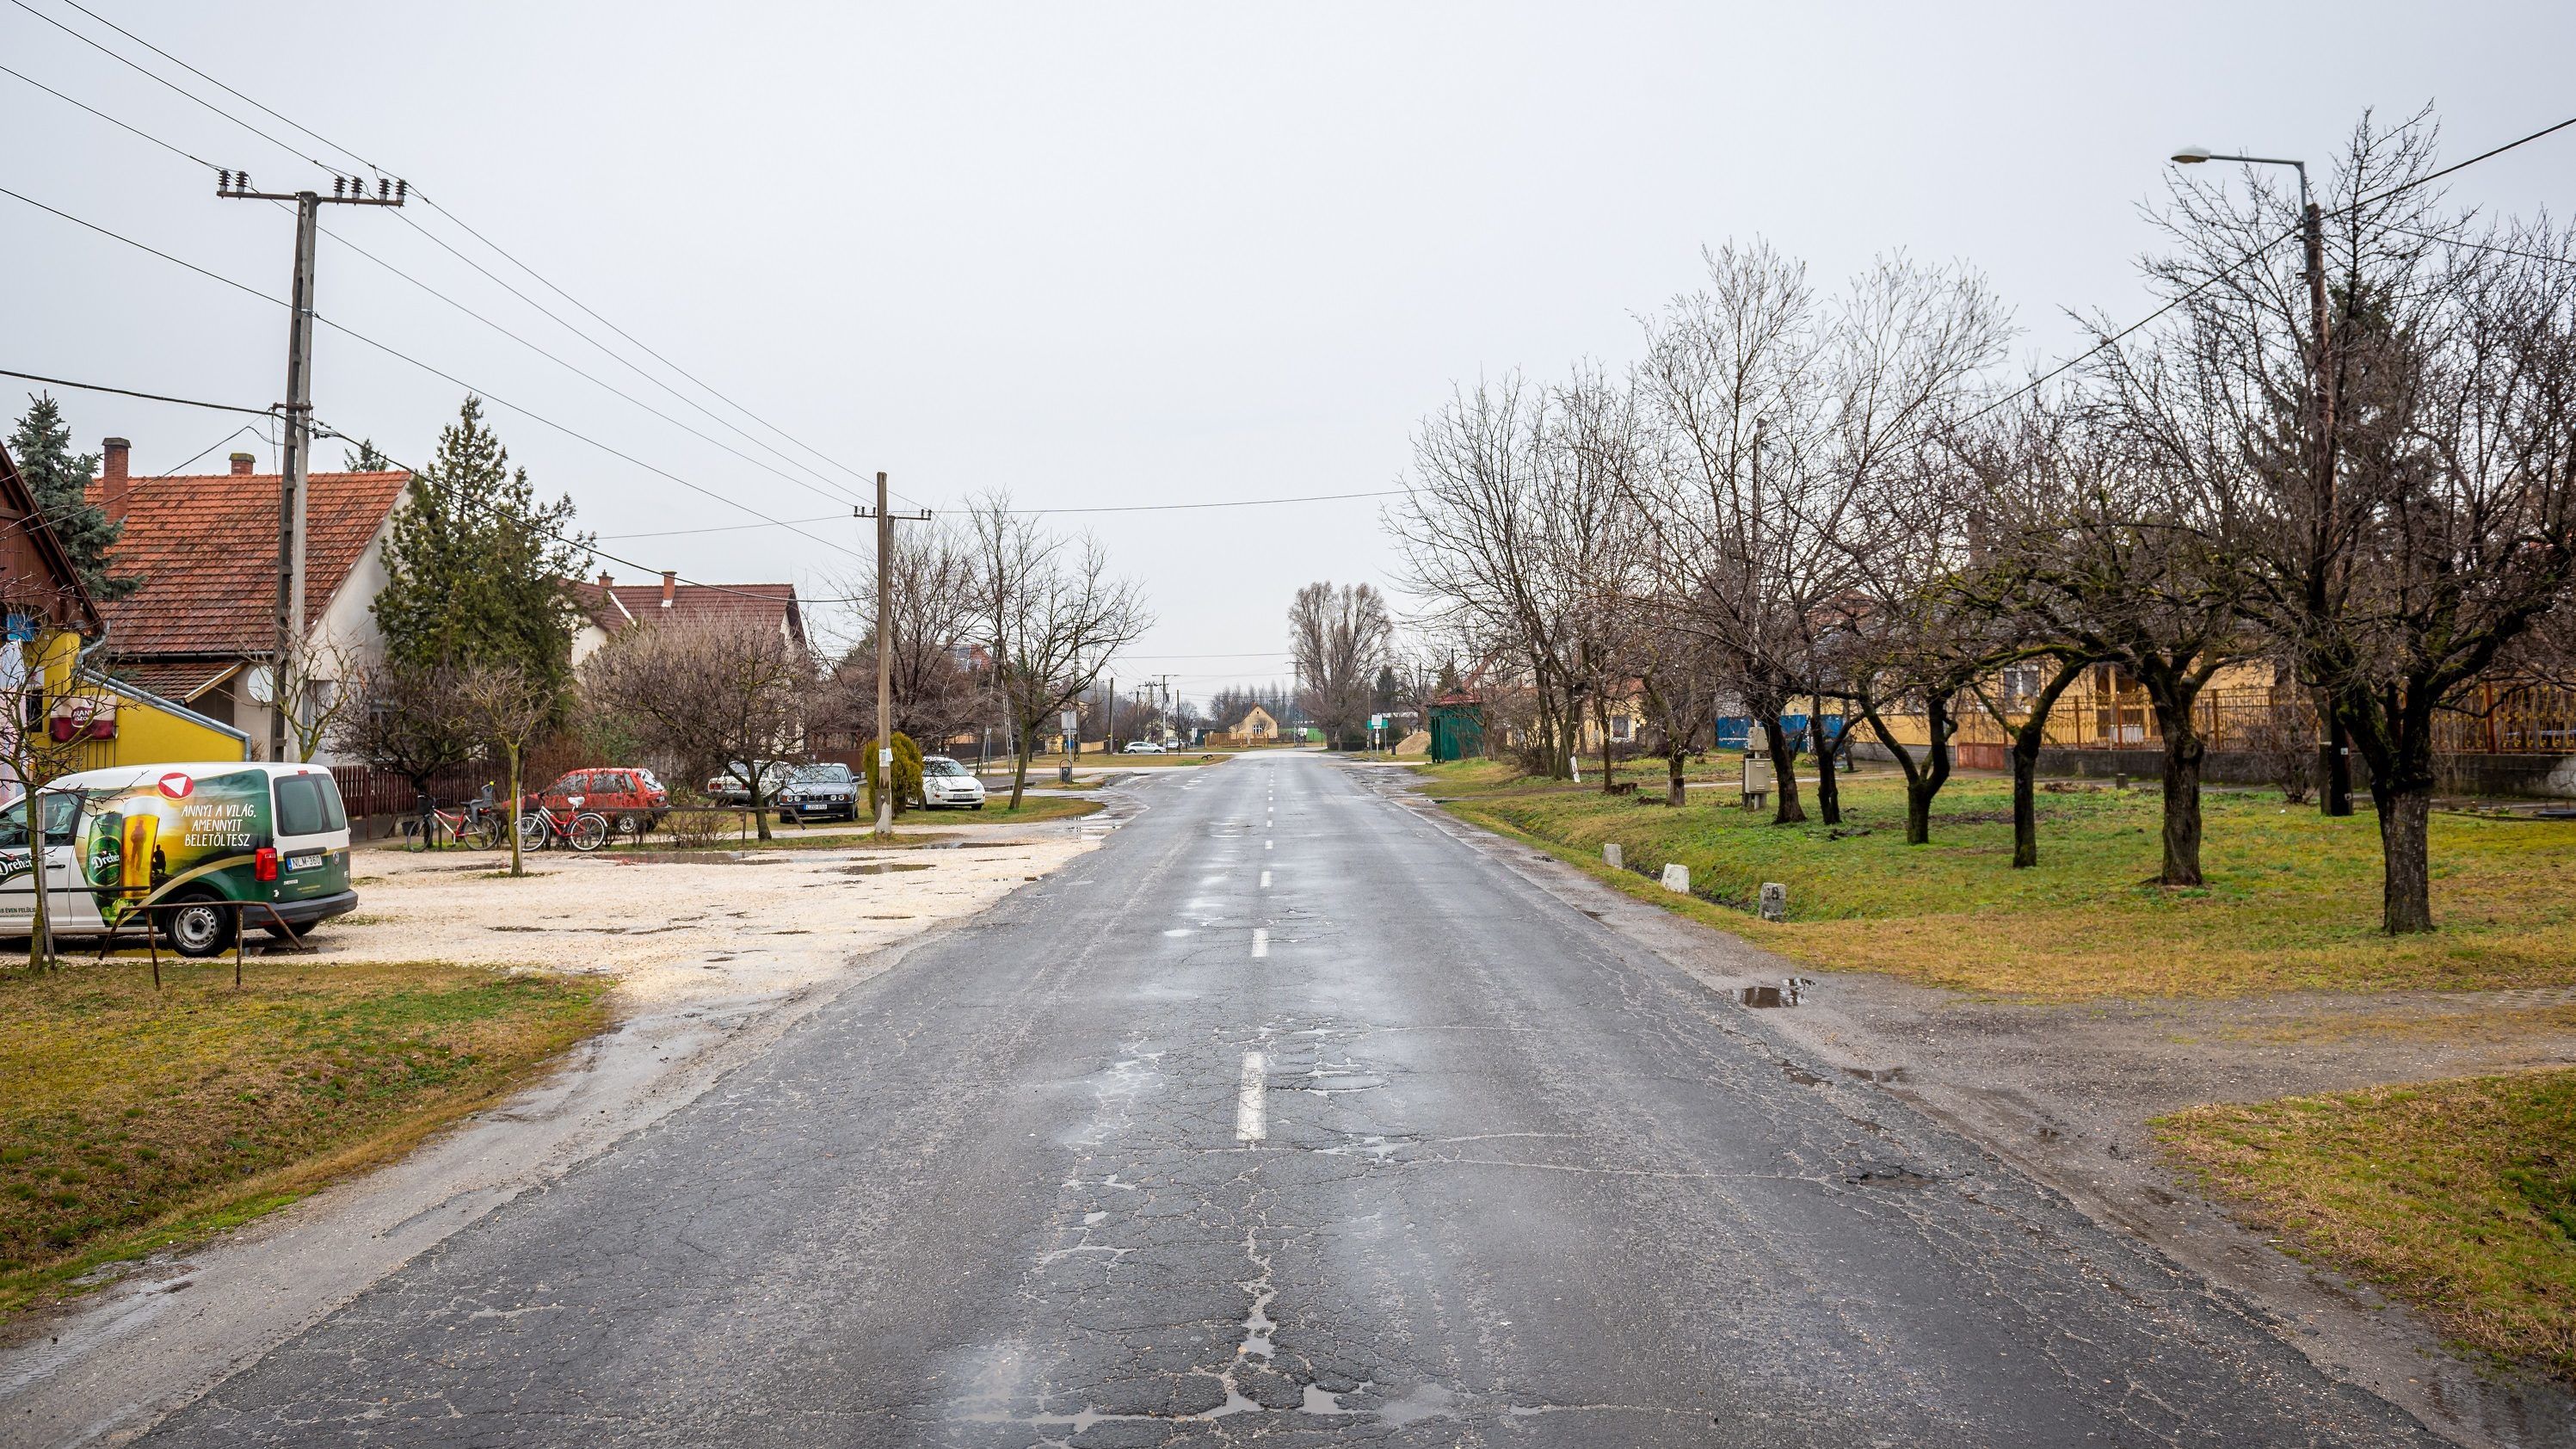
(1666, 748, 1686, 807)
(2155, 719, 2204, 886)
(1809, 703, 1840, 826)
(1009, 745, 1031, 810)
(26, 783, 50, 971)
(1597, 694, 1614, 794)
(2377, 781, 2434, 934)
(753, 779, 774, 842)
(2006, 661, 2086, 869)
(1763, 715, 1806, 825)
(2141, 676, 2209, 887)
(505, 747, 525, 878)
(1905, 696, 1956, 846)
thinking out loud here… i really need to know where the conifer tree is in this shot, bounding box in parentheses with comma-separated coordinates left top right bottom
(372, 397, 589, 698)
(6, 392, 138, 601)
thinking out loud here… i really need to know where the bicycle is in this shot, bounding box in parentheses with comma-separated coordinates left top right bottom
(517, 801, 611, 853)
(405, 799, 504, 852)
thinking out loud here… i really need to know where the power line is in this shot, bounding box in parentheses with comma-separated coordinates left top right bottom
(1, 46, 871, 515)
(1957, 110, 2576, 431)
(3, 0, 336, 179)
(0, 59, 214, 170)
(0, 362, 274, 416)
(16, 0, 909, 509)
(311, 421, 869, 609)
(157, 421, 268, 475)
(2, 183, 866, 562)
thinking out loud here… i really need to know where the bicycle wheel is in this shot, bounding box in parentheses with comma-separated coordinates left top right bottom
(464, 817, 502, 851)
(516, 812, 550, 852)
(404, 819, 428, 853)
(569, 812, 610, 852)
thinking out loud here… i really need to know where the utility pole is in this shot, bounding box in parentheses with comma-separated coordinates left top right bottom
(219, 170, 404, 763)
(856, 472, 932, 839)
(2302, 191, 2352, 817)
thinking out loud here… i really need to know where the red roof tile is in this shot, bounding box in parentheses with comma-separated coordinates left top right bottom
(88, 469, 410, 657)
(108, 660, 241, 702)
(584, 577, 806, 648)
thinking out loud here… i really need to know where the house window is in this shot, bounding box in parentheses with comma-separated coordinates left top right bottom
(1610, 715, 1633, 743)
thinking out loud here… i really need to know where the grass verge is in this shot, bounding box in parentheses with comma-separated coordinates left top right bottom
(1420, 759, 2576, 998)
(2156, 1070, 2576, 1380)
(0, 958, 608, 1316)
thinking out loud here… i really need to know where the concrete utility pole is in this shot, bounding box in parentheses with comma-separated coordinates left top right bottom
(218, 170, 404, 763)
(857, 473, 932, 839)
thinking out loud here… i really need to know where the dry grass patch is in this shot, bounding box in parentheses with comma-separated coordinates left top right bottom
(1421, 761, 2576, 999)
(2157, 1070, 2576, 1380)
(0, 958, 607, 1315)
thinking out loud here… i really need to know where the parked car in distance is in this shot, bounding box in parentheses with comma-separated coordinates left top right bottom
(920, 755, 985, 810)
(706, 761, 793, 807)
(779, 762, 860, 823)
(1121, 741, 1164, 754)
(532, 767, 668, 836)
(0, 761, 355, 958)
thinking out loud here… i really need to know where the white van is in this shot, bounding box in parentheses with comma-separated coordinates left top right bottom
(0, 761, 357, 958)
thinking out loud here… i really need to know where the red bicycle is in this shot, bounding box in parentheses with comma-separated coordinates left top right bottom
(516, 801, 610, 853)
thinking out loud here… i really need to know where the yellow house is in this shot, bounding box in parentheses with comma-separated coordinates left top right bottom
(1228, 706, 1281, 745)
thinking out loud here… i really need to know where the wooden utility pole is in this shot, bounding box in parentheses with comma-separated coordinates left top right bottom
(218, 170, 404, 762)
(857, 473, 931, 838)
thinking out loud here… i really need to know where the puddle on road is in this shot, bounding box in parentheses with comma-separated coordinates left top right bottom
(1741, 977, 1814, 1008)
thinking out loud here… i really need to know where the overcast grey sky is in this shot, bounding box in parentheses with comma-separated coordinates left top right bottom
(8, 3, 2571, 705)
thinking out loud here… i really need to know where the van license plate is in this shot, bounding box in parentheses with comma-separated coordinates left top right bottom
(289, 854, 324, 870)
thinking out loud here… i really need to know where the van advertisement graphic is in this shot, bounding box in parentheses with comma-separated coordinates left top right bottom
(80, 768, 268, 927)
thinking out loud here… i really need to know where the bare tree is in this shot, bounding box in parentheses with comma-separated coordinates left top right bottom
(1634, 242, 2010, 824)
(2149, 110, 2576, 930)
(826, 517, 992, 748)
(330, 660, 475, 793)
(1963, 388, 2258, 885)
(1624, 606, 1728, 806)
(582, 618, 814, 842)
(454, 662, 558, 878)
(1288, 581, 1395, 749)
(965, 493, 1151, 807)
(1390, 369, 1642, 781)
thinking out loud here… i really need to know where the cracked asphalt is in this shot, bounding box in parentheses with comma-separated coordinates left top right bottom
(135, 754, 2444, 1447)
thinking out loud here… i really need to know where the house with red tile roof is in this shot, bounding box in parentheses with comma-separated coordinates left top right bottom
(86, 441, 410, 761)
(566, 569, 808, 664)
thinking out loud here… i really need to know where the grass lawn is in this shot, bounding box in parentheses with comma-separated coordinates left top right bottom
(1421, 759, 2576, 998)
(0, 959, 607, 1316)
(2156, 1070, 2576, 1380)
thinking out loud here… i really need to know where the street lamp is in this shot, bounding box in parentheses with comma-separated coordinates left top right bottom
(2170, 143, 2351, 816)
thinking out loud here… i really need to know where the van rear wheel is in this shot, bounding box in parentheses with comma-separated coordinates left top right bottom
(165, 894, 237, 959)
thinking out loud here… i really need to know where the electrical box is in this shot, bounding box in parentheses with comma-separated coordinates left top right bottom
(1742, 748, 1773, 808)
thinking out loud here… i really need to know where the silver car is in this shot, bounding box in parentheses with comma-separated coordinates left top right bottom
(778, 762, 860, 823)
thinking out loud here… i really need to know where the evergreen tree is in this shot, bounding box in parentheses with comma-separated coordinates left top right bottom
(342, 437, 391, 471)
(7, 392, 139, 601)
(372, 397, 590, 697)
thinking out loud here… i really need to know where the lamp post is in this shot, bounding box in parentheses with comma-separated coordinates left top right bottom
(2171, 145, 2351, 816)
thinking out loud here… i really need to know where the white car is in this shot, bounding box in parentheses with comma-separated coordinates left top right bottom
(920, 755, 986, 810)
(1121, 741, 1164, 754)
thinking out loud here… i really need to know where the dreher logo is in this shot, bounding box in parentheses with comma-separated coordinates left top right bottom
(156, 771, 194, 800)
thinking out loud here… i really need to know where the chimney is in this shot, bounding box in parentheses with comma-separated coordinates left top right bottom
(597, 570, 614, 589)
(101, 437, 132, 524)
(660, 570, 676, 608)
(228, 451, 256, 477)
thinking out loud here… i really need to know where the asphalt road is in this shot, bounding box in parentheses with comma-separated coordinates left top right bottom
(139, 754, 2442, 1447)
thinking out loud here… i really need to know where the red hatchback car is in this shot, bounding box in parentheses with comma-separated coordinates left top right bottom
(529, 768, 669, 836)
